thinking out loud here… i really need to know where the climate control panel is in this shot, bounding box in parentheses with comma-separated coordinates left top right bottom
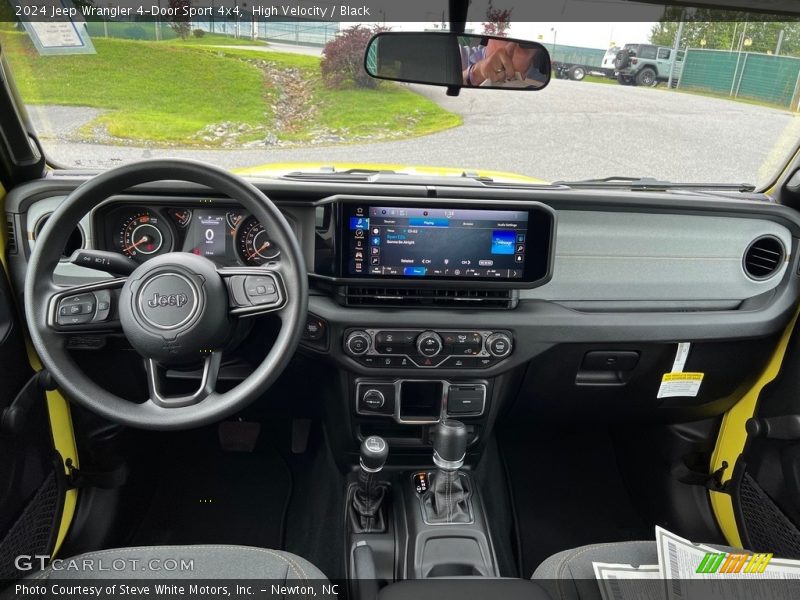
(343, 328, 513, 369)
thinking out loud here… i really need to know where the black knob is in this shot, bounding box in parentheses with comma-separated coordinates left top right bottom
(362, 389, 385, 410)
(416, 331, 443, 357)
(360, 436, 388, 472)
(345, 331, 371, 356)
(432, 419, 467, 468)
(485, 332, 513, 358)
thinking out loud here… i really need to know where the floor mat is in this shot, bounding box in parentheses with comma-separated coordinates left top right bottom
(500, 424, 653, 577)
(131, 436, 291, 548)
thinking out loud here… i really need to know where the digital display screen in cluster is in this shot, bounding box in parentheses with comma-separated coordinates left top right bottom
(346, 205, 530, 280)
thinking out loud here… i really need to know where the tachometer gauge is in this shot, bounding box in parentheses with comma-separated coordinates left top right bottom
(116, 210, 173, 261)
(226, 211, 244, 232)
(235, 216, 279, 265)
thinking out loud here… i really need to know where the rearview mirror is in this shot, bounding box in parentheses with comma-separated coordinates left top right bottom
(365, 32, 551, 91)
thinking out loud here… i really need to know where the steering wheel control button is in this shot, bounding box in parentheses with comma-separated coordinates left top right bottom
(486, 332, 513, 358)
(137, 273, 199, 330)
(57, 293, 97, 325)
(345, 331, 371, 356)
(416, 331, 443, 357)
(58, 312, 93, 326)
(244, 275, 278, 305)
(92, 290, 112, 322)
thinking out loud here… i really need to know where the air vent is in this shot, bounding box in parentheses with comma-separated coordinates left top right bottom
(5, 215, 17, 255)
(342, 286, 516, 309)
(743, 236, 785, 281)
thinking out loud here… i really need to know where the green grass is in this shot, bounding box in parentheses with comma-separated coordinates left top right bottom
(583, 75, 617, 85)
(1, 32, 267, 144)
(206, 46, 462, 143)
(0, 31, 460, 146)
(165, 33, 269, 47)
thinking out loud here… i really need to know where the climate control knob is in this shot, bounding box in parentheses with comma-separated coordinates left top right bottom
(416, 331, 443, 357)
(345, 330, 371, 356)
(485, 332, 513, 358)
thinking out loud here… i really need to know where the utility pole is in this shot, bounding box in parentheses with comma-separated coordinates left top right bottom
(668, 14, 685, 88)
(776, 29, 785, 56)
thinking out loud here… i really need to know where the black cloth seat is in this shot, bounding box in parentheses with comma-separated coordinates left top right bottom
(27, 545, 327, 581)
(532, 540, 735, 600)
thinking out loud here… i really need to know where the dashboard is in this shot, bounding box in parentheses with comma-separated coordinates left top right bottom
(6, 175, 800, 426)
(93, 204, 281, 268)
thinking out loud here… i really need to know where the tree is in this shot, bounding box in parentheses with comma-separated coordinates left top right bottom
(650, 9, 800, 56)
(168, 0, 192, 40)
(482, 1, 512, 37)
(321, 25, 390, 89)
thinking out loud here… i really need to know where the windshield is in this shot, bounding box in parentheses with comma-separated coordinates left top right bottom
(2, 1, 799, 189)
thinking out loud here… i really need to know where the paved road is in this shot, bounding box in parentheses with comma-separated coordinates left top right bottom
(30, 79, 799, 186)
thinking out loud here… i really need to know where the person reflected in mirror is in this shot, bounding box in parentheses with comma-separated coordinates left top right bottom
(461, 39, 548, 88)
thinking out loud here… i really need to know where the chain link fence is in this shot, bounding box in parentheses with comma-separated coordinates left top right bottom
(85, 17, 339, 47)
(678, 47, 800, 110)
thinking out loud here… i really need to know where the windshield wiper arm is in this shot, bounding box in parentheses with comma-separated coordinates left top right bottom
(553, 176, 756, 193)
(282, 167, 400, 181)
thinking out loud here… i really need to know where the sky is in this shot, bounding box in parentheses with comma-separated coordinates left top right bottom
(372, 0, 664, 50)
(384, 22, 657, 51)
(508, 22, 656, 49)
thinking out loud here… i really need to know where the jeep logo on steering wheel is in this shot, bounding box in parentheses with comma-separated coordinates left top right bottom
(147, 292, 189, 309)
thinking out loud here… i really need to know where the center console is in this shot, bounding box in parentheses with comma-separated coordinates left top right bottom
(306, 197, 555, 592)
(347, 423, 500, 598)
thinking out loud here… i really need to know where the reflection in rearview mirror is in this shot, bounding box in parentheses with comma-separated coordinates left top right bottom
(365, 32, 551, 91)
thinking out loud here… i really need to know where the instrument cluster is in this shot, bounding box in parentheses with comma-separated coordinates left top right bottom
(97, 204, 280, 267)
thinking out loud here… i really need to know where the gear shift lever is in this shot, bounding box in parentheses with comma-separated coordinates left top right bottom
(424, 420, 472, 524)
(433, 419, 468, 470)
(351, 436, 389, 533)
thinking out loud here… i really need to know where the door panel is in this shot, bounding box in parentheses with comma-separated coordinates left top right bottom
(714, 310, 800, 555)
(0, 185, 66, 580)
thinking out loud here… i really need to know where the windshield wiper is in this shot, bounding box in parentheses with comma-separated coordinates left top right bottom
(280, 168, 564, 188)
(553, 176, 756, 193)
(282, 168, 400, 181)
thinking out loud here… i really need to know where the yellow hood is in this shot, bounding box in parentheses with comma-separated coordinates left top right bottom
(234, 162, 546, 184)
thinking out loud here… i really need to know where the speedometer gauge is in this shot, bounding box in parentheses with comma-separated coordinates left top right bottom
(116, 210, 173, 261)
(235, 216, 279, 265)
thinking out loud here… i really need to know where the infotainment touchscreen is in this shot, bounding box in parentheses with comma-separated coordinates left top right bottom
(343, 204, 547, 281)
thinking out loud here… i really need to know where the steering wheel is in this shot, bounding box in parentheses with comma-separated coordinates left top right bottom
(24, 159, 308, 430)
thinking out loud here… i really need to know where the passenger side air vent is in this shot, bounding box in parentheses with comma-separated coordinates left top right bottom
(5, 215, 17, 255)
(342, 286, 517, 309)
(743, 236, 785, 281)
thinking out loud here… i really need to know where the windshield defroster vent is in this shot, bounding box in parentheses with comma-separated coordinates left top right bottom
(341, 286, 517, 309)
(743, 236, 785, 281)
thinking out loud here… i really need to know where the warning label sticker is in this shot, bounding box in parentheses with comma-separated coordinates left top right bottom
(657, 372, 704, 399)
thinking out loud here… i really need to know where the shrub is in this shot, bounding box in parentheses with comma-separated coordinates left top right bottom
(193, 28, 206, 38)
(321, 25, 389, 89)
